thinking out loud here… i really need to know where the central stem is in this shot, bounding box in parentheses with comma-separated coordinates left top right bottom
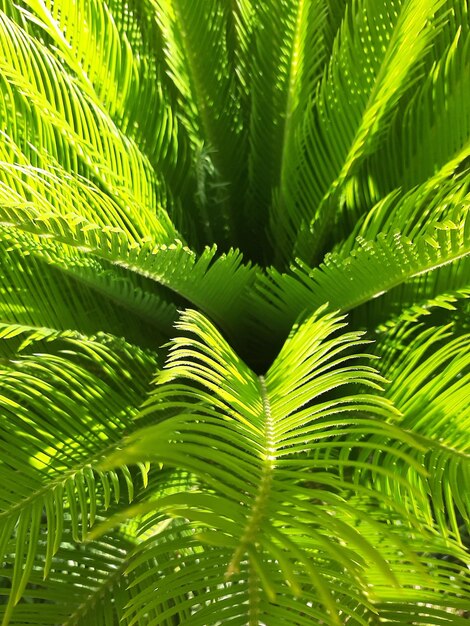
(226, 376, 276, 575)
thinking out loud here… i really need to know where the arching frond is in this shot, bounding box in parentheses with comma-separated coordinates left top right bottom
(271, 0, 449, 264)
(243, 0, 329, 260)
(0, 326, 156, 622)
(357, 26, 470, 204)
(1, 227, 179, 343)
(248, 197, 469, 345)
(373, 603, 470, 625)
(0, 175, 257, 337)
(0, 531, 174, 626)
(148, 0, 247, 247)
(0, 232, 176, 348)
(345, 258, 470, 336)
(99, 308, 468, 624)
(0, 12, 174, 240)
(368, 312, 470, 543)
(119, 521, 378, 626)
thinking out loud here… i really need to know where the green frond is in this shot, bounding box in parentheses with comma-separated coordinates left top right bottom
(121, 521, 378, 626)
(271, 0, 449, 264)
(373, 603, 470, 625)
(243, 0, 329, 260)
(149, 0, 247, 246)
(356, 26, 470, 205)
(0, 57, 173, 251)
(0, 326, 156, 621)
(0, 184, 256, 336)
(346, 254, 470, 334)
(1, 227, 179, 342)
(19, 0, 167, 140)
(248, 198, 469, 347)
(0, 532, 172, 626)
(0, 232, 176, 347)
(336, 170, 470, 253)
(14, 0, 204, 243)
(100, 308, 468, 624)
(1, 1, 469, 623)
(369, 315, 470, 542)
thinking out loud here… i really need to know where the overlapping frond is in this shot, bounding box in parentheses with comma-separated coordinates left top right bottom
(0, 232, 177, 348)
(0, 11, 175, 239)
(99, 308, 468, 624)
(356, 25, 470, 204)
(117, 522, 378, 626)
(242, 0, 329, 260)
(149, 0, 247, 247)
(368, 311, 470, 543)
(374, 603, 470, 625)
(19, 0, 169, 143)
(0, 1, 469, 623)
(347, 257, 470, 336)
(247, 193, 469, 346)
(0, 162, 257, 338)
(0, 532, 173, 626)
(1, 226, 179, 344)
(0, 326, 156, 624)
(270, 0, 449, 264)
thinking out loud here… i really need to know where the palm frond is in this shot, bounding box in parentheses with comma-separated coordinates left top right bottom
(247, 188, 469, 348)
(270, 0, 449, 264)
(121, 521, 377, 626)
(16, 0, 209, 244)
(369, 313, 470, 542)
(99, 308, 468, 624)
(0, 326, 156, 621)
(0, 1, 469, 623)
(374, 603, 470, 625)
(347, 259, 470, 339)
(0, 531, 174, 626)
(355, 25, 470, 206)
(1, 227, 179, 342)
(0, 174, 256, 337)
(0, 232, 176, 347)
(0, 11, 176, 240)
(242, 0, 329, 260)
(19, 0, 167, 140)
(16, 0, 213, 246)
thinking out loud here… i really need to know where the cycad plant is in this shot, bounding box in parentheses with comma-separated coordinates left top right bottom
(0, 0, 469, 624)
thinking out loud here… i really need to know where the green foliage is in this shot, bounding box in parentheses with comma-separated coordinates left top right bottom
(0, 0, 468, 624)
